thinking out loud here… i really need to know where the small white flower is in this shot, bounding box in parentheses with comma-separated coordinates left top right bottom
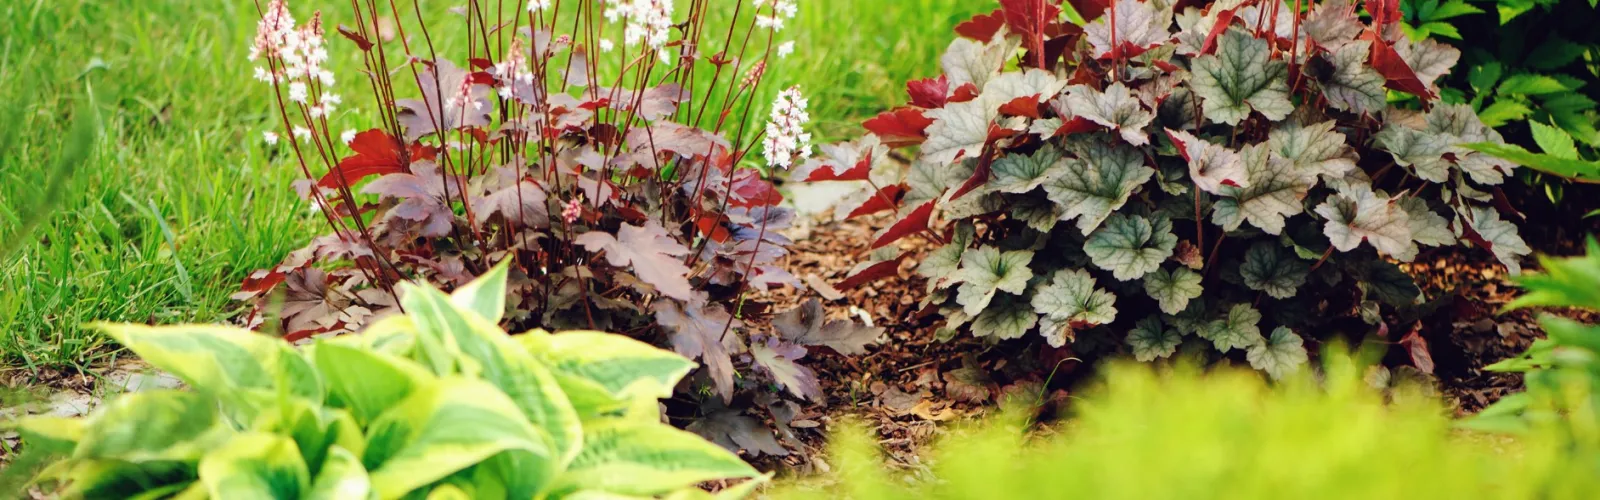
(263, 131, 280, 145)
(599, 39, 616, 53)
(288, 82, 309, 103)
(761, 86, 812, 170)
(528, 0, 551, 12)
(293, 126, 313, 141)
(604, 0, 673, 50)
(341, 129, 357, 145)
(777, 40, 794, 58)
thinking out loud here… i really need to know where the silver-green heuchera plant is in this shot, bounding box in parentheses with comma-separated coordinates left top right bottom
(799, 0, 1529, 379)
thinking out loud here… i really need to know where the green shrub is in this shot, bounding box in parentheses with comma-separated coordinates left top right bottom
(801, 0, 1529, 377)
(9, 263, 762, 499)
(1469, 237, 1600, 438)
(774, 354, 1600, 499)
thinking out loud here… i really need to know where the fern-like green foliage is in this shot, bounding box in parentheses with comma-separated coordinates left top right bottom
(1469, 238, 1600, 440)
(774, 354, 1600, 499)
(8, 263, 763, 499)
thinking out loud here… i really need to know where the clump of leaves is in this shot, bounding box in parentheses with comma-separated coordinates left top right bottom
(237, 0, 873, 454)
(9, 264, 764, 499)
(801, 0, 1529, 379)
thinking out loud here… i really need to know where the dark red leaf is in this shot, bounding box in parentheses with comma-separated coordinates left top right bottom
(1490, 188, 1526, 221)
(1001, 0, 1064, 54)
(1067, 0, 1109, 21)
(337, 25, 373, 51)
(907, 76, 951, 109)
(871, 200, 936, 249)
(863, 108, 935, 147)
(694, 213, 733, 243)
(1399, 325, 1434, 374)
(1367, 0, 1401, 27)
(319, 129, 437, 189)
(835, 254, 908, 290)
(800, 155, 875, 182)
(1198, 8, 1238, 55)
(998, 95, 1044, 118)
(846, 184, 908, 219)
(954, 9, 1007, 41)
(729, 169, 783, 208)
(948, 83, 982, 103)
(1363, 32, 1432, 98)
(952, 147, 993, 200)
(1057, 116, 1100, 137)
(469, 58, 494, 71)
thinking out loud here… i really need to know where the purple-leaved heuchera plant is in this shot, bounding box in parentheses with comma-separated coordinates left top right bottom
(801, 0, 1529, 380)
(239, 0, 877, 455)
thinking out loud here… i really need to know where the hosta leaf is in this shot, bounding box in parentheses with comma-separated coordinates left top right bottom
(520, 329, 697, 402)
(575, 221, 693, 301)
(1211, 144, 1313, 235)
(1142, 267, 1204, 315)
(401, 283, 583, 462)
(1030, 269, 1118, 347)
(364, 377, 552, 499)
(1465, 206, 1532, 274)
(98, 323, 321, 407)
(1190, 28, 1293, 125)
(1085, 213, 1178, 281)
(1314, 186, 1418, 261)
(73, 390, 229, 462)
(306, 446, 370, 500)
(991, 145, 1067, 193)
(918, 223, 976, 287)
(970, 296, 1039, 340)
(1043, 141, 1156, 235)
(954, 247, 1036, 315)
(1065, 83, 1156, 145)
(1127, 317, 1182, 362)
(750, 336, 823, 402)
(1239, 242, 1310, 299)
(1318, 41, 1386, 116)
(1399, 198, 1454, 247)
(199, 433, 311, 499)
(1247, 327, 1309, 380)
(563, 419, 759, 496)
(1267, 120, 1356, 178)
(922, 98, 998, 164)
(1084, 0, 1174, 58)
(1198, 303, 1263, 352)
(1165, 129, 1247, 195)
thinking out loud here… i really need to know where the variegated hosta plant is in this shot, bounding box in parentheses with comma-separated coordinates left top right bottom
(11, 264, 763, 499)
(799, 0, 1531, 378)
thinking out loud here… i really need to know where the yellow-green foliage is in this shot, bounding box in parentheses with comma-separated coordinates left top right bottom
(776, 355, 1600, 500)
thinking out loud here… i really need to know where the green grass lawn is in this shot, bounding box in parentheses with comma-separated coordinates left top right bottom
(0, 0, 985, 374)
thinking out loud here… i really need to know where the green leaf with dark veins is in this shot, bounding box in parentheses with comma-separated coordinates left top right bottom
(1198, 304, 1264, 352)
(1044, 140, 1156, 235)
(1247, 327, 1309, 379)
(1127, 317, 1182, 362)
(991, 145, 1068, 194)
(1031, 269, 1118, 347)
(954, 247, 1036, 316)
(970, 296, 1039, 340)
(1190, 28, 1293, 125)
(1239, 242, 1310, 299)
(1143, 267, 1204, 315)
(1085, 213, 1178, 281)
(1212, 144, 1315, 235)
